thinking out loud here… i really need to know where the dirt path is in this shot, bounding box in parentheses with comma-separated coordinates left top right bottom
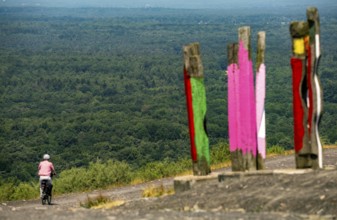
(1, 148, 337, 220)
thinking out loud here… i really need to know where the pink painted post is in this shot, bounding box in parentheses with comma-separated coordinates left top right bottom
(228, 27, 258, 171)
(227, 50, 238, 152)
(227, 43, 242, 170)
(238, 27, 257, 171)
(255, 31, 266, 169)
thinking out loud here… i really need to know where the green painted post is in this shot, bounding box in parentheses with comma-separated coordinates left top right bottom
(183, 42, 211, 176)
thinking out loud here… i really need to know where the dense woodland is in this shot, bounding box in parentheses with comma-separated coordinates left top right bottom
(1, 6, 337, 182)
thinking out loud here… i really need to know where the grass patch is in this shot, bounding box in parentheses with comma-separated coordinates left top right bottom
(211, 161, 232, 170)
(80, 193, 111, 209)
(130, 177, 144, 185)
(266, 144, 337, 158)
(91, 200, 125, 209)
(54, 159, 132, 194)
(324, 145, 337, 149)
(267, 145, 287, 156)
(142, 184, 174, 198)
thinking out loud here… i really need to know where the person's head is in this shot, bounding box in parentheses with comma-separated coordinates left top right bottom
(43, 154, 50, 160)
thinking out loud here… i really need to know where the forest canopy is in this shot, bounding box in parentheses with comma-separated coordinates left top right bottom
(0, 6, 337, 182)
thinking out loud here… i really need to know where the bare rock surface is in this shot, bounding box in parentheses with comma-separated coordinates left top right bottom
(1, 148, 337, 220)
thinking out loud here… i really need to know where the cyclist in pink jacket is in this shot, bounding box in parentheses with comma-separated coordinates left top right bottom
(38, 154, 56, 197)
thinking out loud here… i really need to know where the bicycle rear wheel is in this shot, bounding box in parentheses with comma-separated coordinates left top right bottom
(47, 195, 52, 205)
(41, 194, 47, 205)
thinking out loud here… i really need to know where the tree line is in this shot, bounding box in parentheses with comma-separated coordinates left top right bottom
(0, 7, 336, 182)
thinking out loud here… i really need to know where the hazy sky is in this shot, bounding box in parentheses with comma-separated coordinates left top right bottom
(0, 0, 335, 9)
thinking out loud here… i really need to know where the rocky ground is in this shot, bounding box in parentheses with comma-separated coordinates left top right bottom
(1, 148, 337, 220)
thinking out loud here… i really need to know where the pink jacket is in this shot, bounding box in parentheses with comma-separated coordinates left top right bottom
(38, 160, 55, 177)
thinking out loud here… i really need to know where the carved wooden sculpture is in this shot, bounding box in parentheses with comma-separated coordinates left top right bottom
(228, 27, 261, 171)
(290, 7, 323, 169)
(256, 31, 266, 169)
(227, 43, 242, 171)
(183, 42, 211, 175)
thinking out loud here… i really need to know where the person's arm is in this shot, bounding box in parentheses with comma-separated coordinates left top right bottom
(37, 162, 41, 176)
(50, 163, 56, 176)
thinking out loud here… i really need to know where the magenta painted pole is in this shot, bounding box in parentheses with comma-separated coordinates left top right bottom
(227, 43, 239, 152)
(227, 43, 242, 170)
(238, 26, 257, 170)
(228, 26, 258, 171)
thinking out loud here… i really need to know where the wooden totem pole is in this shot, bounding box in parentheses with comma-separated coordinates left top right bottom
(227, 42, 241, 171)
(290, 7, 323, 169)
(228, 27, 266, 171)
(256, 31, 266, 170)
(183, 42, 211, 175)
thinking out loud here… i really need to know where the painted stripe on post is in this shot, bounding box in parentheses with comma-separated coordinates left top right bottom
(256, 63, 266, 159)
(307, 7, 323, 168)
(256, 31, 266, 166)
(191, 77, 210, 165)
(183, 67, 197, 161)
(291, 58, 305, 153)
(238, 40, 257, 158)
(227, 63, 239, 153)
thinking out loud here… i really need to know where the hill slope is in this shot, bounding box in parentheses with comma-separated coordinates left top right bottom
(1, 148, 337, 219)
